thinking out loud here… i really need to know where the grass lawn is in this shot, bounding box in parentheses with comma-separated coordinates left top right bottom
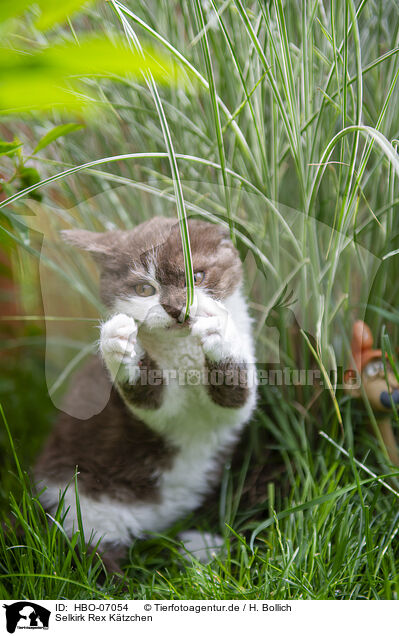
(1, 0, 399, 599)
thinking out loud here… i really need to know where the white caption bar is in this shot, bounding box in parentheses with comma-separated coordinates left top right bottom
(1, 599, 395, 635)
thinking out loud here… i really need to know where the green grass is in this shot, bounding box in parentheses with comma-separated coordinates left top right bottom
(2, 390, 399, 600)
(1, 0, 399, 599)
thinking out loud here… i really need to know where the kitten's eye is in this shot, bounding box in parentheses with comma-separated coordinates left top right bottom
(133, 283, 156, 297)
(194, 271, 205, 284)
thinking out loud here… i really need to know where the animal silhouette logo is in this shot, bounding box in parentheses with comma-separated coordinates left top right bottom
(3, 602, 50, 634)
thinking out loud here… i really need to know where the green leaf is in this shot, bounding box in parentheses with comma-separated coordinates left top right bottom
(0, 139, 22, 157)
(0, 0, 32, 22)
(33, 123, 84, 154)
(43, 36, 184, 80)
(19, 167, 40, 186)
(0, 36, 187, 113)
(0, 70, 88, 113)
(0, 0, 95, 27)
(18, 167, 42, 201)
(35, 0, 97, 31)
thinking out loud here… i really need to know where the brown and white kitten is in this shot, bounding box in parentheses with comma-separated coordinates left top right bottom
(34, 217, 257, 568)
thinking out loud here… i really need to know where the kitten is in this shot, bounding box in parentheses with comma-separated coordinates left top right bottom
(34, 217, 257, 569)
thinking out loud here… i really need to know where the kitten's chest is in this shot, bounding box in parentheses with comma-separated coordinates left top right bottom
(132, 326, 247, 429)
(138, 328, 205, 370)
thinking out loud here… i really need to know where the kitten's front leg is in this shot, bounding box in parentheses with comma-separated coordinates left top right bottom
(100, 313, 144, 384)
(191, 295, 252, 364)
(100, 313, 164, 409)
(191, 296, 256, 408)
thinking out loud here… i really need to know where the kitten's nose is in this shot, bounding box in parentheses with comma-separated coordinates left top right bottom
(160, 290, 188, 323)
(162, 302, 185, 322)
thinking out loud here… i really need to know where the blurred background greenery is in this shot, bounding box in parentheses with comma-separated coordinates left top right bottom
(1, 0, 399, 598)
(0, 0, 187, 508)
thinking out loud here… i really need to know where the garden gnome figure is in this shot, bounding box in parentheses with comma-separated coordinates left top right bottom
(345, 320, 399, 466)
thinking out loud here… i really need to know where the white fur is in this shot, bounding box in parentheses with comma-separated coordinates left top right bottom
(115, 293, 174, 330)
(40, 411, 241, 547)
(41, 284, 257, 549)
(100, 313, 144, 382)
(179, 530, 224, 563)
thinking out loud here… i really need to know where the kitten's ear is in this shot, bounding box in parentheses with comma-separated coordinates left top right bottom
(61, 229, 114, 262)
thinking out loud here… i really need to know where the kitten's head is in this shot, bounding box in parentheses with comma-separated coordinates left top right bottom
(62, 217, 243, 329)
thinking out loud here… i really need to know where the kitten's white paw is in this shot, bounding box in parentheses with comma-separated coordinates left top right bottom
(178, 530, 224, 563)
(100, 313, 144, 381)
(191, 300, 241, 362)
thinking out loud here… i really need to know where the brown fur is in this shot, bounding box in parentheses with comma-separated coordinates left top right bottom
(205, 358, 250, 408)
(119, 352, 165, 410)
(155, 220, 242, 312)
(34, 357, 176, 503)
(62, 217, 176, 307)
(35, 217, 251, 542)
(62, 218, 242, 314)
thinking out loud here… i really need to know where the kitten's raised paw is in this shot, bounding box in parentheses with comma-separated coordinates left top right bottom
(191, 311, 241, 362)
(100, 313, 144, 381)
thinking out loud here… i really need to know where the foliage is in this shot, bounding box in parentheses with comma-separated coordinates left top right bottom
(1, 0, 399, 599)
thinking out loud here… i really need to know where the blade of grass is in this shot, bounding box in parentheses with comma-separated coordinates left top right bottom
(111, 0, 195, 318)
